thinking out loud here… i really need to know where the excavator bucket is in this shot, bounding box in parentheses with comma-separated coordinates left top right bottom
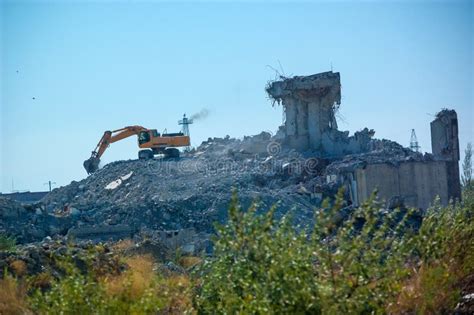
(83, 157, 100, 174)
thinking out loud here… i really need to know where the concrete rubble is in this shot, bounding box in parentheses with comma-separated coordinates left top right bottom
(0, 132, 429, 246)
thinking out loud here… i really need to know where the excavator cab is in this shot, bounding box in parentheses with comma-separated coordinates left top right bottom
(138, 130, 161, 145)
(138, 131, 150, 145)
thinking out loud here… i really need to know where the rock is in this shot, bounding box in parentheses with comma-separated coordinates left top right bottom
(70, 207, 81, 216)
(180, 243, 195, 255)
(164, 261, 186, 274)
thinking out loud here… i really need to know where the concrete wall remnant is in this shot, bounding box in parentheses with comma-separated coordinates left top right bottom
(332, 108, 461, 210)
(67, 224, 135, 241)
(0, 191, 49, 204)
(354, 161, 450, 210)
(430, 109, 461, 201)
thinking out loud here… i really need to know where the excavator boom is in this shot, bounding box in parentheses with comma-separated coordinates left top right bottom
(83, 126, 147, 174)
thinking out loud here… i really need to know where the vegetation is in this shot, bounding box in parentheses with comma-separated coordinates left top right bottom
(195, 194, 320, 314)
(196, 189, 473, 314)
(0, 233, 16, 252)
(462, 142, 473, 189)
(26, 254, 193, 315)
(0, 189, 472, 314)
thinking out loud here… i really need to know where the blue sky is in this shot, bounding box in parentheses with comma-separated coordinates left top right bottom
(1, 0, 472, 192)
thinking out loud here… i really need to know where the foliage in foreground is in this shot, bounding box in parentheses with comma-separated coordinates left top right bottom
(1, 189, 472, 314)
(196, 194, 320, 314)
(29, 254, 193, 315)
(196, 189, 473, 314)
(1, 252, 194, 315)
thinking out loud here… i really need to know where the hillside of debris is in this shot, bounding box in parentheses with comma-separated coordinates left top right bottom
(0, 131, 427, 246)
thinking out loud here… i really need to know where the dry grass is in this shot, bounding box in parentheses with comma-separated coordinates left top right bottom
(101, 254, 195, 313)
(112, 238, 135, 252)
(0, 274, 31, 315)
(103, 254, 155, 299)
(9, 260, 27, 277)
(179, 256, 203, 269)
(29, 272, 52, 290)
(389, 262, 460, 314)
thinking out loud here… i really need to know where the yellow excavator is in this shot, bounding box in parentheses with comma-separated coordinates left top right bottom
(83, 125, 190, 174)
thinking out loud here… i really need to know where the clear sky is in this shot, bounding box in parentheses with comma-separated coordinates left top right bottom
(1, 0, 472, 193)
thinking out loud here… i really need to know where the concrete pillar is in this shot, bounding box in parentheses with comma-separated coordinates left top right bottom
(296, 100, 308, 136)
(319, 95, 333, 132)
(308, 100, 321, 149)
(284, 97, 297, 136)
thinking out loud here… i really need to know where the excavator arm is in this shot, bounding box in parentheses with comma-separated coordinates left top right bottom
(83, 126, 147, 174)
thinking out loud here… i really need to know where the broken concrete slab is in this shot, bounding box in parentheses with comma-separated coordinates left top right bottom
(67, 224, 135, 241)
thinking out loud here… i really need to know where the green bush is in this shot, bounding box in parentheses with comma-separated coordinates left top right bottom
(311, 189, 415, 313)
(195, 192, 320, 314)
(196, 189, 474, 314)
(28, 253, 193, 314)
(389, 194, 473, 313)
(0, 234, 16, 252)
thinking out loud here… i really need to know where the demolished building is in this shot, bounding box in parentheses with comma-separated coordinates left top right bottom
(266, 71, 374, 156)
(267, 72, 461, 210)
(430, 109, 461, 200)
(327, 109, 461, 209)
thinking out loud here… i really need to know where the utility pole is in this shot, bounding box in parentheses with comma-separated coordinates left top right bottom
(410, 129, 421, 152)
(178, 113, 193, 137)
(178, 114, 194, 151)
(44, 180, 56, 192)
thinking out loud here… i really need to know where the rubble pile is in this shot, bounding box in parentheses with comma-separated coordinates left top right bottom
(1, 132, 427, 246)
(326, 138, 431, 174)
(40, 135, 321, 232)
(0, 197, 72, 243)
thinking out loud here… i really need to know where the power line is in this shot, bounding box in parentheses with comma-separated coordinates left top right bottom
(44, 180, 56, 192)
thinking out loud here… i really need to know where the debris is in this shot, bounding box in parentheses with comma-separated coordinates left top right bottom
(105, 171, 133, 190)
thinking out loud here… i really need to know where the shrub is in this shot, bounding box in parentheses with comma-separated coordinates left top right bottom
(0, 234, 16, 252)
(29, 253, 194, 314)
(196, 189, 474, 314)
(112, 238, 135, 252)
(390, 262, 459, 313)
(179, 256, 203, 269)
(0, 272, 31, 315)
(28, 272, 53, 291)
(311, 189, 414, 313)
(195, 191, 320, 314)
(9, 260, 27, 276)
(389, 195, 474, 313)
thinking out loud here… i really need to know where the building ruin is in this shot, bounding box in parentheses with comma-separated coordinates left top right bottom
(266, 71, 373, 156)
(430, 109, 461, 200)
(331, 109, 461, 209)
(267, 71, 461, 209)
